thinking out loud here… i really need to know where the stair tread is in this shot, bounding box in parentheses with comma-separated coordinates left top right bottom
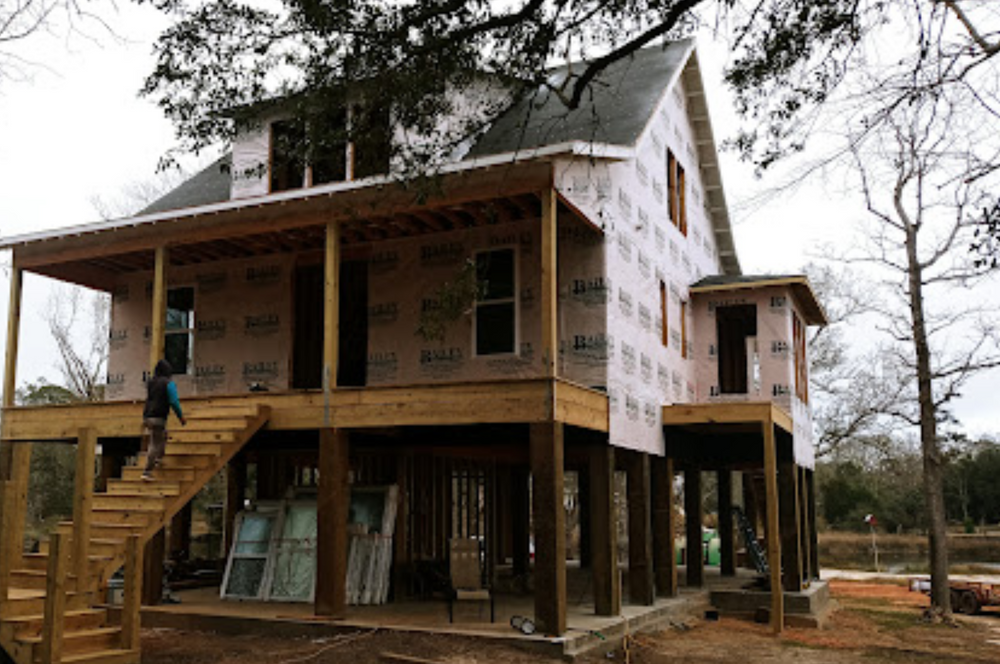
(3, 608, 106, 624)
(18, 626, 121, 645)
(60, 648, 140, 664)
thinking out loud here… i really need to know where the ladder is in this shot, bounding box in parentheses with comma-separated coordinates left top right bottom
(733, 506, 769, 575)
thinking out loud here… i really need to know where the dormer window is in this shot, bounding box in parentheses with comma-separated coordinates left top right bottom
(269, 104, 389, 193)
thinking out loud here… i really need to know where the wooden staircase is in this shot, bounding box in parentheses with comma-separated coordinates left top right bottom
(0, 403, 270, 664)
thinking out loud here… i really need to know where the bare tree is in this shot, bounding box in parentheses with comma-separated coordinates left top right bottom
(43, 283, 109, 401)
(849, 94, 1000, 619)
(0, 0, 116, 84)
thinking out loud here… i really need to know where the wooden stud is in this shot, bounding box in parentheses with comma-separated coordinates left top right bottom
(589, 443, 620, 616)
(6, 444, 31, 571)
(718, 469, 736, 576)
(149, 245, 167, 373)
(223, 454, 248, 556)
(798, 466, 812, 582)
(2, 258, 22, 409)
(323, 221, 341, 415)
(169, 503, 193, 561)
(73, 428, 97, 589)
(762, 419, 784, 633)
(142, 529, 166, 606)
(510, 468, 530, 578)
(540, 189, 558, 378)
(625, 450, 655, 606)
(393, 453, 410, 599)
(779, 460, 802, 592)
(807, 469, 820, 580)
(316, 428, 349, 617)
(530, 422, 566, 635)
(652, 456, 677, 597)
(684, 467, 703, 588)
(40, 531, 69, 664)
(0, 480, 11, 606)
(122, 535, 143, 651)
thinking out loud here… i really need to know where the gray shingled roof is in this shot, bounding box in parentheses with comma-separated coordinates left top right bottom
(467, 40, 692, 158)
(139, 155, 232, 215)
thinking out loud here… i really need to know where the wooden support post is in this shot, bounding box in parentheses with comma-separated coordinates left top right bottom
(530, 422, 566, 635)
(577, 467, 591, 568)
(588, 444, 620, 616)
(652, 456, 677, 597)
(742, 471, 759, 557)
(223, 454, 247, 557)
(73, 428, 97, 589)
(798, 466, 812, 582)
(625, 450, 654, 606)
(540, 188, 558, 378)
(169, 503, 192, 561)
(122, 535, 143, 651)
(807, 470, 819, 580)
(0, 481, 11, 606)
(5, 444, 31, 570)
(142, 529, 165, 606)
(316, 428, 349, 617)
(393, 453, 410, 599)
(323, 221, 341, 416)
(511, 468, 530, 578)
(40, 531, 69, 664)
(149, 245, 167, 372)
(718, 469, 736, 577)
(762, 420, 784, 633)
(684, 467, 703, 588)
(778, 459, 802, 592)
(2, 259, 22, 412)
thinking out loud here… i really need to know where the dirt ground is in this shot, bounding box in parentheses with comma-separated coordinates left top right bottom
(140, 580, 1000, 664)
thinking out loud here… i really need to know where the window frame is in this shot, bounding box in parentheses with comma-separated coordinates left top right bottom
(666, 148, 688, 236)
(659, 280, 668, 347)
(472, 246, 520, 358)
(165, 285, 195, 376)
(680, 299, 689, 359)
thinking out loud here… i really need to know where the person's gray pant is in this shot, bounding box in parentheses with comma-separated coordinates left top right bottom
(143, 417, 167, 473)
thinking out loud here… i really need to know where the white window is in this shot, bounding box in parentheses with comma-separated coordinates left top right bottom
(474, 248, 517, 356)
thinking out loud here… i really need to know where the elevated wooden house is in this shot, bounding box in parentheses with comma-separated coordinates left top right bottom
(0, 40, 825, 664)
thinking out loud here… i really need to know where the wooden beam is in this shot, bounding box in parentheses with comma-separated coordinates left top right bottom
(142, 529, 166, 605)
(652, 456, 677, 597)
(73, 428, 97, 588)
(3, 259, 22, 409)
(588, 443, 620, 615)
(40, 531, 69, 664)
(625, 450, 654, 606)
(718, 469, 736, 576)
(530, 422, 566, 635)
(316, 428, 349, 617)
(323, 221, 341, 415)
(779, 460, 802, 592)
(684, 467, 703, 588)
(807, 469, 819, 580)
(762, 419, 784, 633)
(540, 188, 558, 378)
(224, 454, 248, 556)
(511, 468, 530, 578)
(122, 535, 143, 651)
(798, 466, 812, 582)
(149, 245, 167, 373)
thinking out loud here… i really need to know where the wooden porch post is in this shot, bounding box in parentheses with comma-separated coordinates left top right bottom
(39, 531, 69, 664)
(316, 427, 349, 617)
(1, 259, 31, 571)
(779, 459, 803, 592)
(625, 450, 654, 606)
(223, 453, 248, 556)
(530, 422, 566, 635)
(122, 535, 144, 652)
(323, 221, 341, 410)
(762, 418, 784, 633)
(684, 467, 703, 588)
(540, 188, 558, 378)
(652, 456, 677, 597)
(510, 468, 530, 578)
(169, 504, 193, 562)
(73, 428, 97, 589)
(393, 453, 410, 599)
(142, 530, 165, 605)
(798, 466, 812, 582)
(588, 443, 620, 616)
(718, 469, 736, 577)
(149, 245, 167, 371)
(0, 481, 12, 605)
(807, 469, 819, 580)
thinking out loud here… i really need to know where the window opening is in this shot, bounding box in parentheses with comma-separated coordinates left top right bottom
(666, 149, 687, 236)
(474, 248, 517, 356)
(660, 281, 668, 347)
(793, 313, 809, 403)
(716, 304, 757, 394)
(165, 286, 195, 375)
(270, 119, 306, 192)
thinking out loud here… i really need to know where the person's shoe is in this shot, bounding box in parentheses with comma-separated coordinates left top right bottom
(141, 473, 154, 482)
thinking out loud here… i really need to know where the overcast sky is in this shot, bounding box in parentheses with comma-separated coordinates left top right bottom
(0, 4, 996, 437)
